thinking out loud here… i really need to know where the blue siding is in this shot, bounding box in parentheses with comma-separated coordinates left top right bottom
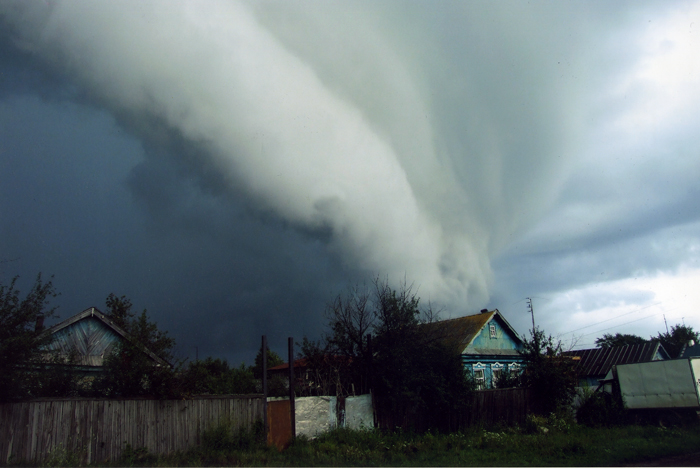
(44, 317, 122, 357)
(462, 315, 524, 389)
(469, 317, 522, 351)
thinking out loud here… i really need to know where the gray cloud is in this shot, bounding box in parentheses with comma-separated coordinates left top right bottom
(1, 0, 699, 361)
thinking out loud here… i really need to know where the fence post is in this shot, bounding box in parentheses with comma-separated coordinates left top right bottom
(262, 335, 268, 441)
(288, 337, 295, 441)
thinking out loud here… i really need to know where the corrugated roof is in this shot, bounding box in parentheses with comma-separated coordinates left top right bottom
(423, 309, 522, 354)
(564, 342, 667, 378)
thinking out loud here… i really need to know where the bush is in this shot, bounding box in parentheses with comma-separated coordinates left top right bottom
(577, 390, 626, 427)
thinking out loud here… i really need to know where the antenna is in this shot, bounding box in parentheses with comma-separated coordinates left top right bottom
(664, 314, 669, 334)
(527, 297, 536, 332)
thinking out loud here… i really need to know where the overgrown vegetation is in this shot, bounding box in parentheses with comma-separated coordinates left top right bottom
(298, 277, 474, 432)
(519, 327, 577, 415)
(40, 419, 699, 467)
(0, 274, 59, 401)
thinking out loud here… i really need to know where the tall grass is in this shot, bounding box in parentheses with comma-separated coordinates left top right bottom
(45, 414, 700, 466)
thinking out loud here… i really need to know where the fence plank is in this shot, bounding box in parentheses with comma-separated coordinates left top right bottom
(0, 395, 264, 465)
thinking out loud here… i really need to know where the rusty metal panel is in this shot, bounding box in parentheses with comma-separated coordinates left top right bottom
(618, 359, 699, 409)
(267, 399, 292, 450)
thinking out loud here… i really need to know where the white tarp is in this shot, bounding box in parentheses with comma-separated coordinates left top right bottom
(617, 359, 700, 409)
(344, 394, 374, 430)
(293, 394, 374, 438)
(294, 396, 336, 439)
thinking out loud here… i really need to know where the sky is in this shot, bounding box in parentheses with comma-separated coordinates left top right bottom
(1, 0, 699, 364)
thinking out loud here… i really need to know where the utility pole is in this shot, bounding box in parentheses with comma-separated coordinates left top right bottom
(527, 297, 536, 332)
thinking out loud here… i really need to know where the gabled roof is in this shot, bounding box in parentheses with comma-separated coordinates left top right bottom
(40, 307, 169, 367)
(423, 309, 522, 354)
(563, 342, 669, 378)
(680, 343, 700, 359)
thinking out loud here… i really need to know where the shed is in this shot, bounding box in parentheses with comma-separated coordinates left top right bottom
(564, 341, 669, 388)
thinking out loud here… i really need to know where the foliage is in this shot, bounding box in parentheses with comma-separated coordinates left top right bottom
(179, 358, 257, 395)
(140, 423, 700, 467)
(105, 293, 175, 363)
(303, 277, 473, 432)
(654, 324, 700, 358)
(295, 337, 352, 396)
(93, 294, 177, 398)
(595, 333, 647, 348)
(519, 327, 577, 415)
(28, 348, 83, 398)
(0, 274, 59, 401)
(252, 347, 284, 379)
(252, 344, 287, 397)
(493, 366, 522, 389)
(576, 389, 626, 427)
(42, 443, 84, 467)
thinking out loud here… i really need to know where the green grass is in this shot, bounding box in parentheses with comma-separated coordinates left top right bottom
(21, 415, 700, 466)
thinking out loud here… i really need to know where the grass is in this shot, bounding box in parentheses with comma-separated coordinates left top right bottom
(18, 414, 700, 466)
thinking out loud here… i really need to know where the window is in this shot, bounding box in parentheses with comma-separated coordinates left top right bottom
(491, 362, 504, 388)
(490, 324, 497, 338)
(474, 369, 485, 390)
(492, 369, 502, 387)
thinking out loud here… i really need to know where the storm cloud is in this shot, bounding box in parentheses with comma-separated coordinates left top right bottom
(1, 0, 699, 361)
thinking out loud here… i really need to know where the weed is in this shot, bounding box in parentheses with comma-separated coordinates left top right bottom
(42, 444, 83, 467)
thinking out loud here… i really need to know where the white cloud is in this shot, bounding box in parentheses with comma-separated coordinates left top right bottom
(541, 265, 700, 349)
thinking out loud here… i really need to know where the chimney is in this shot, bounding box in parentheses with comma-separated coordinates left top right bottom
(480, 309, 489, 314)
(35, 314, 45, 333)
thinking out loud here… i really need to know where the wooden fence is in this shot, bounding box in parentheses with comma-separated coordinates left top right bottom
(0, 395, 264, 465)
(458, 387, 533, 428)
(376, 387, 533, 432)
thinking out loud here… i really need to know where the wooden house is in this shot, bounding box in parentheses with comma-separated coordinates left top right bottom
(563, 341, 669, 388)
(39, 307, 169, 374)
(424, 309, 525, 390)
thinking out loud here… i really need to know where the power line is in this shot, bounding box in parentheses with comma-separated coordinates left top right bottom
(559, 302, 662, 335)
(578, 313, 659, 339)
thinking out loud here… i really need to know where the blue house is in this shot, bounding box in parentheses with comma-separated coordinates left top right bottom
(39, 307, 169, 373)
(425, 309, 525, 390)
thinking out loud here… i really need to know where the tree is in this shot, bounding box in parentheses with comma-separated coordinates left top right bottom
(595, 333, 647, 348)
(0, 274, 58, 401)
(305, 276, 473, 432)
(520, 327, 577, 415)
(105, 294, 175, 363)
(655, 324, 700, 358)
(179, 358, 256, 395)
(253, 346, 287, 397)
(94, 294, 176, 398)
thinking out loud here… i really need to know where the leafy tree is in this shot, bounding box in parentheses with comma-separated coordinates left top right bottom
(595, 333, 647, 348)
(493, 366, 522, 389)
(253, 346, 287, 397)
(0, 274, 58, 401)
(105, 294, 175, 363)
(179, 358, 256, 395)
(252, 347, 284, 379)
(305, 277, 473, 432)
(655, 324, 700, 358)
(94, 294, 177, 398)
(520, 327, 577, 415)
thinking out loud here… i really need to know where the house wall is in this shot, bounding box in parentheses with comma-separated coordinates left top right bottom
(469, 316, 522, 351)
(465, 357, 523, 389)
(44, 317, 122, 363)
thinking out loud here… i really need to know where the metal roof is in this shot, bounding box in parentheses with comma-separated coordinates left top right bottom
(564, 342, 668, 378)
